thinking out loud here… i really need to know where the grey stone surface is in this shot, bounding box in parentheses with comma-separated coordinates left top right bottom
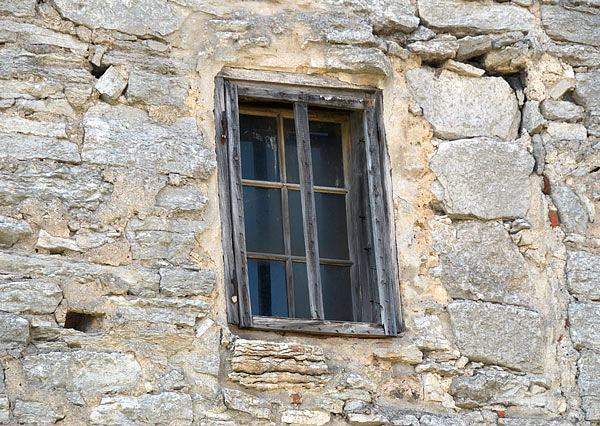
(0, 312, 29, 348)
(420, 415, 467, 426)
(13, 401, 64, 424)
(127, 69, 188, 108)
(0, 19, 87, 53)
(407, 35, 458, 63)
(0, 115, 67, 138)
(0, 397, 7, 424)
(323, 0, 418, 33)
(532, 134, 545, 174)
(36, 230, 82, 253)
(447, 301, 544, 372)
(0, 280, 62, 314)
(540, 100, 585, 122)
(430, 138, 534, 219)
(432, 221, 534, 307)
(23, 351, 141, 392)
(0, 215, 32, 247)
(407, 26, 436, 42)
(222, 388, 272, 419)
(53, 0, 179, 37)
(567, 250, 600, 299)
(544, 41, 600, 67)
(418, 0, 535, 35)
(442, 59, 485, 77)
(89, 392, 193, 425)
(522, 100, 545, 135)
(155, 186, 208, 213)
(483, 43, 529, 74)
(95, 66, 129, 104)
(159, 267, 215, 297)
(82, 104, 216, 179)
(579, 350, 600, 400)
(569, 302, 600, 351)
(405, 68, 520, 140)
(550, 184, 589, 234)
(0, 0, 36, 16)
(456, 34, 494, 61)
(346, 413, 388, 425)
(0, 163, 111, 211)
(542, 5, 600, 47)
(574, 71, 600, 108)
(0, 251, 159, 295)
(325, 46, 392, 76)
(450, 369, 529, 408)
(110, 296, 210, 326)
(545, 121, 587, 140)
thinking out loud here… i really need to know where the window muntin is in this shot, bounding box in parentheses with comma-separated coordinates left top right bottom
(215, 75, 402, 336)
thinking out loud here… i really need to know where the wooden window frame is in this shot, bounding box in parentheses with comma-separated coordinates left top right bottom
(214, 71, 403, 337)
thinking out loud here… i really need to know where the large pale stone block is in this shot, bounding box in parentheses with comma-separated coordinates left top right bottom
(578, 350, 600, 415)
(0, 280, 62, 314)
(418, 0, 535, 35)
(23, 351, 141, 392)
(540, 100, 585, 122)
(432, 221, 534, 307)
(159, 267, 215, 297)
(0, 397, 8, 424)
(127, 69, 188, 108)
(0, 215, 32, 247)
(447, 301, 544, 372)
(0, 312, 29, 348)
(155, 186, 208, 214)
(82, 104, 216, 179)
(13, 401, 64, 424)
(567, 250, 600, 299)
(89, 392, 193, 425)
(326, 46, 392, 76)
(574, 71, 600, 108)
(542, 5, 600, 47)
(405, 68, 520, 140)
(569, 302, 600, 350)
(109, 296, 210, 327)
(53, 0, 179, 37)
(222, 388, 272, 419)
(551, 185, 589, 234)
(323, 0, 418, 33)
(430, 139, 534, 219)
(282, 409, 330, 425)
(450, 369, 529, 408)
(95, 66, 129, 104)
(0, 20, 87, 53)
(0, 0, 35, 16)
(0, 133, 80, 163)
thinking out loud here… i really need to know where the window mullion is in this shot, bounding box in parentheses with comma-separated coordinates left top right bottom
(294, 102, 324, 320)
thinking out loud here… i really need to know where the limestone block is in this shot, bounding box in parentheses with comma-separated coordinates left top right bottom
(432, 221, 534, 307)
(155, 186, 208, 214)
(447, 301, 544, 372)
(412, 314, 455, 352)
(0, 0, 35, 16)
(0, 163, 111, 211)
(127, 69, 188, 108)
(569, 302, 600, 350)
(229, 339, 329, 390)
(0, 312, 29, 348)
(407, 35, 459, 63)
(53, 0, 179, 37)
(498, 420, 573, 426)
(548, 78, 576, 100)
(36, 230, 82, 253)
(372, 341, 423, 364)
(442, 60, 485, 78)
(391, 415, 419, 426)
(0, 20, 87, 53)
(0, 280, 62, 314)
(483, 43, 529, 74)
(550, 185, 589, 234)
(0, 397, 7, 424)
(420, 415, 467, 426)
(542, 5, 600, 47)
(89, 392, 193, 425)
(82, 104, 216, 179)
(95, 66, 129, 104)
(418, 0, 535, 35)
(346, 413, 388, 425)
(456, 35, 494, 61)
(325, 0, 418, 33)
(574, 70, 600, 108)
(23, 351, 141, 392)
(405, 68, 520, 140)
(320, 16, 379, 46)
(0, 115, 67, 138)
(578, 350, 600, 414)
(430, 139, 534, 219)
(0, 133, 79, 163)
(281, 409, 330, 425)
(583, 397, 600, 422)
(326, 46, 392, 76)
(408, 26, 436, 42)
(13, 401, 64, 424)
(521, 100, 545, 134)
(110, 296, 210, 327)
(0, 215, 32, 247)
(0, 252, 159, 295)
(450, 369, 529, 408)
(540, 100, 585, 122)
(159, 267, 215, 297)
(222, 388, 272, 419)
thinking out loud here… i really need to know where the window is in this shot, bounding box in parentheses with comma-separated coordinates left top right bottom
(215, 70, 402, 336)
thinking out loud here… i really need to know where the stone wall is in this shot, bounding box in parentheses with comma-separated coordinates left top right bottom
(0, 0, 598, 424)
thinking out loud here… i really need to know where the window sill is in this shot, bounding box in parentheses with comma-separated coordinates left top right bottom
(245, 316, 389, 337)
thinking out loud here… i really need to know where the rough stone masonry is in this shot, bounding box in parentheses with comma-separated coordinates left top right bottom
(0, 0, 599, 424)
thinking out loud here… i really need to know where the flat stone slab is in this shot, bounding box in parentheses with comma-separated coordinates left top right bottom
(566, 250, 600, 299)
(0, 280, 62, 314)
(430, 138, 534, 219)
(447, 300, 544, 372)
(326, 46, 392, 76)
(542, 5, 600, 47)
(569, 302, 600, 351)
(432, 221, 534, 307)
(0, 312, 29, 348)
(82, 104, 216, 179)
(579, 349, 600, 421)
(405, 68, 520, 140)
(0, 215, 32, 247)
(418, 0, 535, 36)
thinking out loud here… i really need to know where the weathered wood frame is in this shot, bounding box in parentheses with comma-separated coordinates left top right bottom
(214, 74, 403, 337)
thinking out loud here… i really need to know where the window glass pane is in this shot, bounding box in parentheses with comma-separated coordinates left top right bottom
(243, 186, 284, 254)
(321, 264, 352, 321)
(292, 261, 311, 319)
(315, 192, 349, 260)
(240, 114, 279, 182)
(288, 189, 305, 256)
(283, 118, 299, 184)
(310, 120, 344, 188)
(248, 259, 288, 317)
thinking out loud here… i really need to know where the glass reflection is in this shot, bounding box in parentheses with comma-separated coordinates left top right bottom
(240, 114, 279, 182)
(243, 186, 284, 254)
(248, 259, 288, 317)
(321, 264, 352, 321)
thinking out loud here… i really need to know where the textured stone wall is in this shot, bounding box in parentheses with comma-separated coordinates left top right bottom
(0, 0, 598, 424)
